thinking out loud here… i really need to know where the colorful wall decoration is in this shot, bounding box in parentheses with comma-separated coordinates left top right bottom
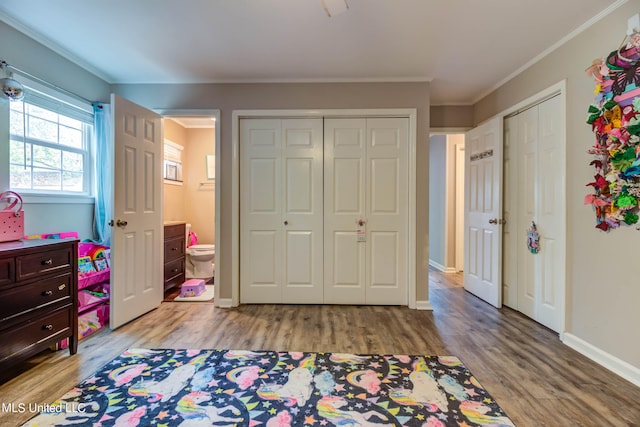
(585, 32, 640, 231)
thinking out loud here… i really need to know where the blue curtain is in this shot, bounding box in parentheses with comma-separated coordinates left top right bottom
(92, 103, 113, 246)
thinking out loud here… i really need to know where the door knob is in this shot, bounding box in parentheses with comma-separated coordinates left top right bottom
(489, 218, 498, 224)
(284, 220, 289, 226)
(116, 219, 128, 227)
(108, 220, 114, 227)
(358, 219, 366, 226)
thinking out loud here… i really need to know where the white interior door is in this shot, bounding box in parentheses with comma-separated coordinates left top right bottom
(111, 94, 163, 329)
(516, 106, 538, 319)
(535, 96, 564, 332)
(324, 118, 367, 304)
(240, 119, 282, 303)
(365, 118, 408, 304)
(464, 117, 502, 308)
(240, 118, 323, 303)
(515, 96, 564, 332)
(324, 118, 408, 305)
(504, 94, 564, 333)
(281, 119, 324, 303)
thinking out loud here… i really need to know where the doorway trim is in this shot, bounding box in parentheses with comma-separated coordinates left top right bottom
(156, 108, 221, 305)
(498, 80, 567, 335)
(231, 109, 417, 308)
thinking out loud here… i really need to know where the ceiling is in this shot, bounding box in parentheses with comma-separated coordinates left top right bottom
(0, 0, 622, 105)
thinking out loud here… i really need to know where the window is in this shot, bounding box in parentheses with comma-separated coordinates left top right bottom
(163, 140, 183, 183)
(8, 89, 93, 195)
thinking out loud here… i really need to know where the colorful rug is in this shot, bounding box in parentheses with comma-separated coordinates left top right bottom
(23, 349, 514, 426)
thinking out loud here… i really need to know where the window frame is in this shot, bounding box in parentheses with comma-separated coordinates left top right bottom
(6, 76, 95, 202)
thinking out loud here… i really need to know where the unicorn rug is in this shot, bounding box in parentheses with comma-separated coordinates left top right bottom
(22, 349, 515, 426)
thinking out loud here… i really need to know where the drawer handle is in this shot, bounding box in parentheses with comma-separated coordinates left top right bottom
(41, 259, 53, 266)
(171, 247, 178, 251)
(172, 268, 179, 273)
(43, 324, 53, 331)
(58, 284, 66, 291)
(42, 290, 53, 296)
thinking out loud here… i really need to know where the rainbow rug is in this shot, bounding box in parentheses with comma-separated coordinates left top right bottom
(23, 349, 514, 426)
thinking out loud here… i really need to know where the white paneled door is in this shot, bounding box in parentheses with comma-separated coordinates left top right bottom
(240, 118, 324, 303)
(506, 95, 564, 332)
(241, 116, 409, 305)
(324, 118, 408, 305)
(464, 117, 503, 308)
(111, 95, 163, 328)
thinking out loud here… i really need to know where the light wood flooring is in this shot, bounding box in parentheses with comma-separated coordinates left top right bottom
(1, 270, 639, 426)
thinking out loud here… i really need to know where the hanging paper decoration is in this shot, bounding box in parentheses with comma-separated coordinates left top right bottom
(527, 222, 540, 254)
(585, 32, 640, 231)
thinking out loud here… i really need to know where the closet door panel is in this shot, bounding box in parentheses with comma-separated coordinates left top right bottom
(240, 119, 283, 303)
(324, 118, 367, 304)
(282, 119, 323, 303)
(365, 118, 408, 305)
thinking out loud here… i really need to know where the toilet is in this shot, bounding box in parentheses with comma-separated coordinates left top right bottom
(185, 224, 215, 279)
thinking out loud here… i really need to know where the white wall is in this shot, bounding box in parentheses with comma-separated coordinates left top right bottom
(474, 1, 640, 370)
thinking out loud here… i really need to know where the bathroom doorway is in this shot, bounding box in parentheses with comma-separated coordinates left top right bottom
(161, 112, 218, 302)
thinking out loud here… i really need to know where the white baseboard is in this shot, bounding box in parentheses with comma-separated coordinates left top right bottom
(429, 259, 457, 273)
(215, 298, 234, 308)
(561, 333, 640, 387)
(415, 300, 433, 311)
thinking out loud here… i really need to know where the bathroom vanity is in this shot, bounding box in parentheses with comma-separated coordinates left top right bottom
(163, 222, 186, 292)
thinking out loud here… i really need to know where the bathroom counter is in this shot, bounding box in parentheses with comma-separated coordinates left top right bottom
(163, 220, 186, 226)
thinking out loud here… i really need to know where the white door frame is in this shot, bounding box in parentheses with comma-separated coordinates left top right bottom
(498, 80, 567, 334)
(155, 109, 222, 304)
(231, 109, 417, 308)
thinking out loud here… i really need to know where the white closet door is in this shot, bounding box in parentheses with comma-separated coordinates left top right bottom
(240, 119, 282, 303)
(365, 118, 408, 304)
(516, 106, 538, 320)
(281, 119, 324, 303)
(536, 96, 564, 332)
(324, 118, 367, 304)
(240, 118, 323, 304)
(324, 118, 408, 305)
(509, 95, 564, 333)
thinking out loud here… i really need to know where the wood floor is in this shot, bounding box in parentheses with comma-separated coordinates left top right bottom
(1, 270, 639, 426)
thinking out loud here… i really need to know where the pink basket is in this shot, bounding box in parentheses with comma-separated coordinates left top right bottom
(0, 191, 24, 243)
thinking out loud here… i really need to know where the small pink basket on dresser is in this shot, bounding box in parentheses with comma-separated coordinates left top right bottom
(0, 191, 24, 243)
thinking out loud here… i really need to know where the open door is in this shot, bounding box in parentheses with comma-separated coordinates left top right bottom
(464, 116, 503, 308)
(110, 94, 163, 328)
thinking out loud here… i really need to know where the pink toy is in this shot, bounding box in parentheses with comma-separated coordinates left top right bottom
(180, 279, 206, 297)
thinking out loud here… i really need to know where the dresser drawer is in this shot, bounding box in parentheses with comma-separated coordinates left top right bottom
(164, 257, 185, 280)
(164, 237, 185, 262)
(165, 223, 185, 239)
(0, 257, 14, 287)
(17, 246, 73, 281)
(0, 307, 72, 364)
(0, 273, 73, 324)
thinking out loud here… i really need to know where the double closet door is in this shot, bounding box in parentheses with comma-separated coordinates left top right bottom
(240, 117, 408, 305)
(503, 94, 565, 332)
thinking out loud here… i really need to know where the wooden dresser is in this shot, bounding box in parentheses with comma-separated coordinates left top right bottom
(164, 223, 186, 292)
(0, 239, 78, 372)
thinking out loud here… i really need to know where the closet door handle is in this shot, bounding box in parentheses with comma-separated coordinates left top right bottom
(284, 220, 289, 226)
